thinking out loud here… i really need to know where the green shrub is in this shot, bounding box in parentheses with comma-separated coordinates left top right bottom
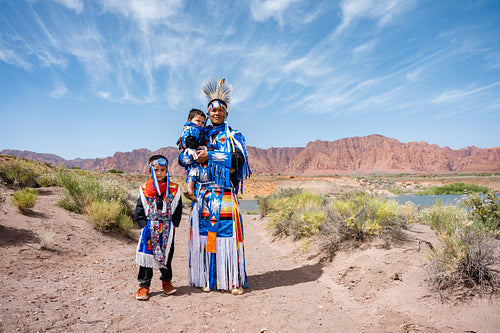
(58, 169, 134, 234)
(260, 189, 415, 252)
(418, 182, 490, 195)
(265, 190, 326, 240)
(57, 170, 100, 213)
(257, 187, 304, 217)
(86, 200, 122, 231)
(11, 188, 39, 212)
(421, 201, 469, 234)
(389, 186, 404, 195)
(461, 191, 499, 237)
(0, 156, 57, 188)
(319, 191, 415, 256)
(421, 202, 498, 293)
(117, 211, 134, 235)
(36, 173, 61, 187)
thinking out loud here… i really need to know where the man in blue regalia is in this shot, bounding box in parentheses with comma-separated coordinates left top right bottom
(179, 78, 251, 295)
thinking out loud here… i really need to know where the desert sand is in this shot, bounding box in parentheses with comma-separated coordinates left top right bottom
(0, 186, 499, 332)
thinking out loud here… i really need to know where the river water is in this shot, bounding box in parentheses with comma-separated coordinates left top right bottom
(238, 194, 469, 213)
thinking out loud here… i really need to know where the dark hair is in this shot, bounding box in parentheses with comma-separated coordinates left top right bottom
(188, 108, 206, 121)
(148, 155, 168, 164)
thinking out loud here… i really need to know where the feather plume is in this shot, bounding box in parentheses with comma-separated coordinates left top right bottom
(201, 78, 232, 106)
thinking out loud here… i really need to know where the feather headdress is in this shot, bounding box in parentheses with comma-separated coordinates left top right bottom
(201, 78, 232, 110)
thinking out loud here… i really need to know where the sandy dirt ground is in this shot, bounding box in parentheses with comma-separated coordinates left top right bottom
(0, 187, 499, 332)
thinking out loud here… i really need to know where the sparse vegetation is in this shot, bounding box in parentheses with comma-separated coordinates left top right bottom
(257, 187, 304, 218)
(417, 182, 490, 195)
(0, 155, 59, 188)
(86, 200, 123, 231)
(259, 186, 499, 295)
(57, 169, 134, 234)
(117, 211, 134, 235)
(263, 189, 326, 240)
(461, 191, 500, 237)
(320, 191, 418, 255)
(0, 186, 6, 206)
(38, 228, 55, 249)
(260, 189, 416, 254)
(3, 153, 499, 296)
(11, 188, 39, 212)
(421, 202, 499, 295)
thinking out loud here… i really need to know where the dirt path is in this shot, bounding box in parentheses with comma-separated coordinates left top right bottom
(0, 188, 499, 332)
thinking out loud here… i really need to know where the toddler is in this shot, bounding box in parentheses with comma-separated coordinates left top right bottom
(177, 108, 206, 202)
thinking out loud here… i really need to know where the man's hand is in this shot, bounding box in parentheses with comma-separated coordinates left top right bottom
(195, 149, 208, 163)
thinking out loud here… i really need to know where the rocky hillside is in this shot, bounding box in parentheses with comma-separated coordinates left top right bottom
(2, 135, 500, 175)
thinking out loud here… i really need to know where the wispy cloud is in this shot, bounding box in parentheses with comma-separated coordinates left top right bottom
(250, 0, 301, 26)
(49, 84, 69, 98)
(352, 39, 377, 57)
(101, 0, 184, 30)
(0, 48, 32, 70)
(405, 67, 423, 82)
(334, 0, 416, 36)
(433, 81, 500, 103)
(484, 52, 500, 69)
(50, 0, 84, 14)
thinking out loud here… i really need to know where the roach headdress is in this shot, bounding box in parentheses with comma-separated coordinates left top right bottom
(201, 78, 232, 111)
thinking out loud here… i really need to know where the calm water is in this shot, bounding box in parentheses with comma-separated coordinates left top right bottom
(238, 194, 468, 212)
(239, 199, 259, 212)
(387, 194, 466, 207)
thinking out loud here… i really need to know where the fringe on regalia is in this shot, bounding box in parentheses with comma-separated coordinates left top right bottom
(188, 185, 248, 290)
(136, 182, 181, 269)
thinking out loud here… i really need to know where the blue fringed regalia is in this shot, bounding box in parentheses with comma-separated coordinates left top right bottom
(181, 78, 252, 292)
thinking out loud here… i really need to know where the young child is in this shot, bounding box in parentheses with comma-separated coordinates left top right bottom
(177, 108, 206, 202)
(134, 155, 182, 301)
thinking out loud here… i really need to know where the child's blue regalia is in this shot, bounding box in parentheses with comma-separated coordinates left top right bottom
(177, 121, 205, 150)
(180, 78, 251, 292)
(177, 121, 207, 184)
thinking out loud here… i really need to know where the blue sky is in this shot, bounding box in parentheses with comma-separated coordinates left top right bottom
(1, 0, 499, 160)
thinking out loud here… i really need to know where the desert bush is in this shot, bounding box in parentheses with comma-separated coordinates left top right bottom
(421, 202, 499, 293)
(0, 156, 58, 188)
(257, 187, 304, 217)
(461, 191, 499, 237)
(389, 186, 404, 195)
(319, 191, 416, 256)
(11, 188, 39, 212)
(38, 228, 55, 249)
(418, 182, 490, 195)
(261, 189, 415, 251)
(58, 169, 134, 234)
(86, 200, 122, 231)
(36, 173, 61, 187)
(265, 190, 326, 240)
(0, 186, 5, 205)
(58, 170, 100, 213)
(117, 211, 134, 235)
